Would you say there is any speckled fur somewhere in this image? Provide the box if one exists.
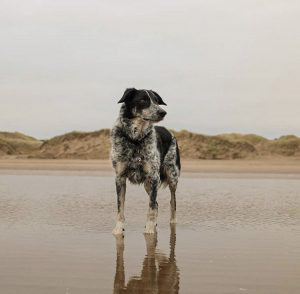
[111,90,180,234]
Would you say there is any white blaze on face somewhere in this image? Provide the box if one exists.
[145,90,152,101]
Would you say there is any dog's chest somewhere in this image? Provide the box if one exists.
[123,145,156,184]
[112,125,159,184]
[125,146,146,178]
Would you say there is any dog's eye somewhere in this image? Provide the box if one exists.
[139,98,147,104]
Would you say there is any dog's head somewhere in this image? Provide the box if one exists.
[118,88,167,123]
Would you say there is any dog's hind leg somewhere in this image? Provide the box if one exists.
[166,165,178,223]
[164,137,180,224]
[169,180,177,224]
[144,178,158,234]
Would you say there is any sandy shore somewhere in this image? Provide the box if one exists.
[0,158,300,174]
[1,170,300,293]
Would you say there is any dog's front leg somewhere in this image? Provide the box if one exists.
[112,175,126,235]
[144,177,159,234]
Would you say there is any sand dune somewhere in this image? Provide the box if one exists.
[1,129,300,160]
[0,132,42,157]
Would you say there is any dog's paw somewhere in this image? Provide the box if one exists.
[144,221,156,234]
[112,221,124,235]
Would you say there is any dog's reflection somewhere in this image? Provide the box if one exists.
[113,225,179,293]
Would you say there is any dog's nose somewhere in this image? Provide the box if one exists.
[159,110,167,118]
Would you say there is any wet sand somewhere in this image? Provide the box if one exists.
[0,162,300,293]
[1,158,300,174]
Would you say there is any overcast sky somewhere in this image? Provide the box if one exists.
[1,0,299,139]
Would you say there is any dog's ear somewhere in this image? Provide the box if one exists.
[151,90,167,106]
[118,88,137,104]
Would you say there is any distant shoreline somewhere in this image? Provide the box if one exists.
[1,158,300,176]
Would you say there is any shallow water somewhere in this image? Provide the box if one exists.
[0,172,300,293]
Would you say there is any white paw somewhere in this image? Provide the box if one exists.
[144,221,156,234]
[112,221,124,235]
[170,217,177,224]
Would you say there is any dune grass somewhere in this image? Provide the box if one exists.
[0,132,42,156]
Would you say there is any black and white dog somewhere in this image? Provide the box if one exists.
[111,88,181,234]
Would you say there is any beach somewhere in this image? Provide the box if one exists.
[1,158,300,174]
[2,0,300,292]
[0,159,300,293]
